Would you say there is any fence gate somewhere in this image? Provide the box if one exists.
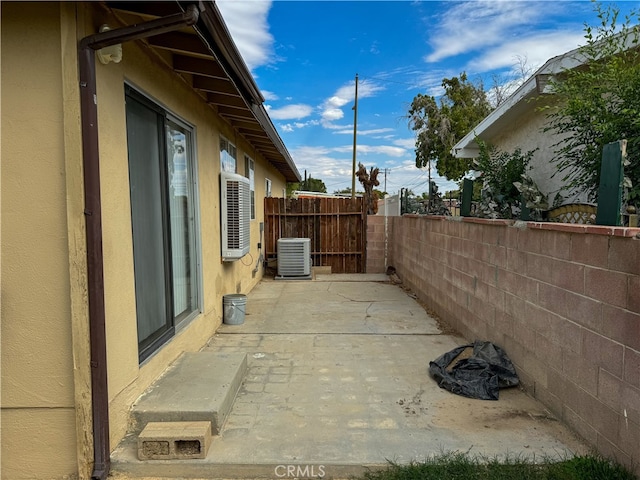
[264,197,366,274]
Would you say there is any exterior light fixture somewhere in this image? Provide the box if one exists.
[96,25,122,64]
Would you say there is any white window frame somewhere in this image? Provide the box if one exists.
[220,136,237,173]
[245,155,256,220]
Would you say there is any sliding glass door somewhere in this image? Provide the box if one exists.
[125,87,200,362]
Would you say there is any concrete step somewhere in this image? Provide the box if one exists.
[130,352,247,435]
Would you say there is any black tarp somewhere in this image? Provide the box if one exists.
[428,341,519,400]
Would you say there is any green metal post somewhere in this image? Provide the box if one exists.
[520,195,531,221]
[595,140,626,226]
[461,178,473,217]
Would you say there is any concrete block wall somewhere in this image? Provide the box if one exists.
[388,215,640,472]
[366,215,389,273]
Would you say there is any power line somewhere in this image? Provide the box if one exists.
[357,72,432,89]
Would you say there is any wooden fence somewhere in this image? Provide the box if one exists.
[264,197,366,274]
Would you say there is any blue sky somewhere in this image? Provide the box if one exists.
[217,1,638,196]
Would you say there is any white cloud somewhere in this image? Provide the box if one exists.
[333,128,395,136]
[216,1,274,71]
[289,144,457,195]
[291,145,331,158]
[381,160,459,196]
[289,143,411,193]
[279,120,320,132]
[320,79,385,127]
[375,66,451,96]
[423,0,568,64]
[359,145,406,157]
[261,90,279,101]
[358,80,386,99]
[393,138,416,149]
[407,73,449,95]
[466,31,585,73]
[266,103,313,120]
[289,146,352,182]
[333,144,407,157]
[322,107,346,122]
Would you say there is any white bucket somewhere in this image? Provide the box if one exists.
[223,294,247,325]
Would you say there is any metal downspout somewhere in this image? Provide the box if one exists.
[77,5,199,479]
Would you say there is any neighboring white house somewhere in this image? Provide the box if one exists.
[452,37,635,207]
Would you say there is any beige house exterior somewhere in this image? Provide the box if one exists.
[452,45,594,205]
[1,2,299,479]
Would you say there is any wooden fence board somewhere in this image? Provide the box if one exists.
[264,197,366,274]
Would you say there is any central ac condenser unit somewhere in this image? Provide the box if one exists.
[276,238,312,280]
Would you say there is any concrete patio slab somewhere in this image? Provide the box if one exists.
[225,276,440,335]
[110,276,589,479]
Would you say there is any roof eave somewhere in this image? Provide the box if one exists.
[252,104,301,182]
[195,1,301,182]
[451,44,591,158]
[193,1,264,104]
[105,1,299,182]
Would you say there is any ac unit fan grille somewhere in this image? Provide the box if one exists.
[226,181,241,248]
[277,238,311,277]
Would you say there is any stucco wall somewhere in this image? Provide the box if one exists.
[489,99,587,205]
[83,5,289,451]
[1,3,79,478]
[2,3,290,478]
[388,215,640,473]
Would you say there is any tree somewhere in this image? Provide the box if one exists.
[408,72,493,181]
[334,187,356,195]
[356,163,380,214]
[489,54,536,107]
[373,189,387,199]
[304,177,327,193]
[542,3,640,206]
[474,140,536,219]
[288,175,327,195]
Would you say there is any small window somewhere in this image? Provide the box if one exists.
[245,155,256,220]
[220,136,236,173]
[265,178,272,198]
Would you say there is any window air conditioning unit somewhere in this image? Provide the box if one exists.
[276,238,312,280]
[221,171,250,261]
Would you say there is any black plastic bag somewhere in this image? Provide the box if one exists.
[428,341,519,400]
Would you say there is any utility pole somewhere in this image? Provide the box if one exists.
[384,168,388,194]
[351,73,358,199]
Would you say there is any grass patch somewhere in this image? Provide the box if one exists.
[359,452,637,480]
